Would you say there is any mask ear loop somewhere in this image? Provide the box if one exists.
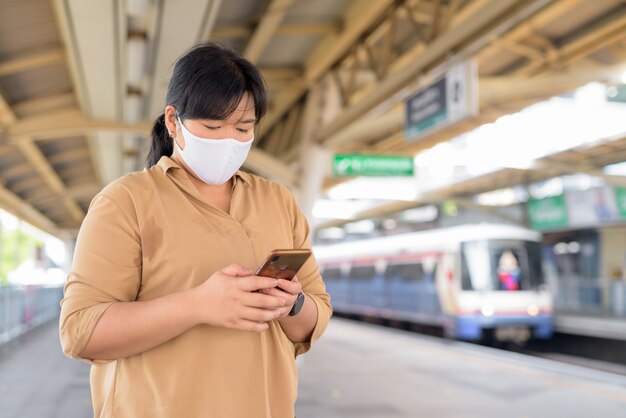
[173,114,186,151]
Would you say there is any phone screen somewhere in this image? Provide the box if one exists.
[256,249,312,280]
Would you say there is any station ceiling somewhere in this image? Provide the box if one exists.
[0,0,625,238]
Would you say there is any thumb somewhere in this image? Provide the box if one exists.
[221,263,253,277]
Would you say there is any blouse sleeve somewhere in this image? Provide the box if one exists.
[281,186,333,356]
[59,190,142,363]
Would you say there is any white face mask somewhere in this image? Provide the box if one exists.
[175,117,253,185]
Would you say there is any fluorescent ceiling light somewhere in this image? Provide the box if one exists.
[328,177,418,201]
[397,205,438,223]
[604,162,626,176]
[312,199,389,221]
[344,220,376,234]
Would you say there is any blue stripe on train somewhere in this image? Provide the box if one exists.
[454,314,553,340]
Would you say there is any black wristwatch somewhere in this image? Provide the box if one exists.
[288,292,305,316]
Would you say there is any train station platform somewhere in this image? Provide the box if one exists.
[554,313,626,341]
[0,320,91,418]
[296,318,626,418]
[3,317,626,418]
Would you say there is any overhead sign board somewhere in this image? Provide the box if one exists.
[332,154,414,177]
[405,61,478,142]
[527,195,569,230]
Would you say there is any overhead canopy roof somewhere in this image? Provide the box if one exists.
[0,0,625,237]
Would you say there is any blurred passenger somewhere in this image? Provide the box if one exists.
[59,42,331,418]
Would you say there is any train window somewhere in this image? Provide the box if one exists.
[524,241,545,288]
[492,248,525,291]
[461,252,473,290]
[461,241,491,291]
[461,240,545,291]
[384,262,424,282]
[349,265,377,281]
[427,261,438,281]
[322,267,342,281]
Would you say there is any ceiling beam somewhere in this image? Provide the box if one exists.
[0,183,60,237]
[259,66,302,82]
[11,93,76,118]
[316,0,536,141]
[26,181,100,204]
[259,0,396,137]
[14,140,85,223]
[51,0,105,186]
[327,2,626,161]
[475,0,585,66]
[47,147,92,165]
[245,148,297,186]
[533,158,626,189]
[517,6,626,77]
[6,108,151,142]
[213,22,338,39]
[0,162,34,180]
[0,93,15,126]
[383,6,626,158]
[244,0,294,63]
[0,48,66,77]
[0,95,85,228]
[323,60,626,150]
[480,63,626,103]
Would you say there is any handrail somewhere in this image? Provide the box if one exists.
[0,285,63,345]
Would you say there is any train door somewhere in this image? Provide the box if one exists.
[435,251,460,316]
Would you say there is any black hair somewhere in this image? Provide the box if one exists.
[146,42,267,167]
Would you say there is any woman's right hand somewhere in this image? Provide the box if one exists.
[190,264,288,332]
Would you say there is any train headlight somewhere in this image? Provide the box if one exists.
[527,305,540,317]
[481,305,495,317]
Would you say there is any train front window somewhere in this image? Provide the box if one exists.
[461,240,544,291]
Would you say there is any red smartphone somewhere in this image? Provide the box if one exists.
[255,249,312,280]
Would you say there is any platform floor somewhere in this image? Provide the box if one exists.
[3,318,626,418]
[295,318,626,418]
[0,320,92,418]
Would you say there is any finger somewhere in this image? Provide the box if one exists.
[221,264,253,277]
[275,306,292,319]
[276,279,302,294]
[240,306,282,323]
[260,287,292,299]
[242,292,287,309]
[233,319,269,333]
[237,276,278,291]
[261,288,297,308]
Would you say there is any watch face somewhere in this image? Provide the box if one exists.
[290,292,305,316]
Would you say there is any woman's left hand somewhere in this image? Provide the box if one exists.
[260,276,302,319]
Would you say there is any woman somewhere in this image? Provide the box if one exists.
[59,43,332,418]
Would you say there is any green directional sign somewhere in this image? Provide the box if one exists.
[332,154,414,177]
[527,195,569,230]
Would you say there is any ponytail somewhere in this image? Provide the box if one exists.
[146,113,173,168]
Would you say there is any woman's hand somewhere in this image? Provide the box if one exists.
[191,264,288,332]
[260,276,303,320]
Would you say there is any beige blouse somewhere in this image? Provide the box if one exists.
[59,156,332,418]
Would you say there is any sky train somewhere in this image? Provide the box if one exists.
[314,223,553,342]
